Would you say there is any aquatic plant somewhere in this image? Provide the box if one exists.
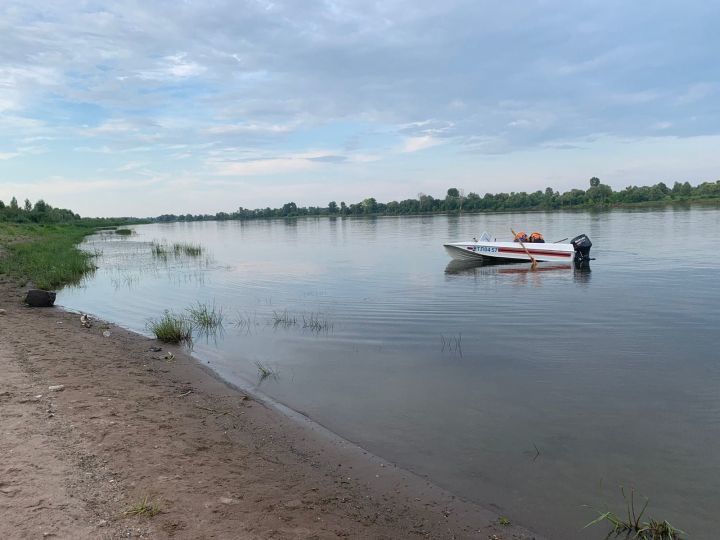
[584,488,685,540]
[115,228,133,235]
[302,312,333,333]
[123,495,161,518]
[271,310,297,328]
[186,301,224,332]
[172,242,203,257]
[440,333,463,356]
[147,311,192,344]
[254,360,279,381]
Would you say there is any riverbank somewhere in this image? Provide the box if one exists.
[0,280,541,539]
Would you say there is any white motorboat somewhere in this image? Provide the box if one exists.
[444,232,592,265]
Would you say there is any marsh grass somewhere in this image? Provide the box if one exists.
[148,310,192,344]
[0,223,97,289]
[172,242,203,257]
[234,311,260,334]
[186,301,224,332]
[585,488,685,540]
[302,312,333,333]
[115,228,133,235]
[271,310,297,328]
[150,240,204,259]
[254,360,279,382]
[123,495,161,518]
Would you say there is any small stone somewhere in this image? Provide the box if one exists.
[102,330,111,337]
[219,497,237,505]
[284,499,302,509]
[98,520,108,527]
[48,385,65,392]
[0,309,6,315]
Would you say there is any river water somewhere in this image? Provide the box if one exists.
[59,206,720,539]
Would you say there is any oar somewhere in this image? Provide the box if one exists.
[511,228,538,269]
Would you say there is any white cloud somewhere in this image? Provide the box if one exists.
[402,136,441,153]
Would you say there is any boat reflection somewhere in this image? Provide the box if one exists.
[445,259,591,284]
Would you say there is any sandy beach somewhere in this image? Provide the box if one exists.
[0,280,541,540]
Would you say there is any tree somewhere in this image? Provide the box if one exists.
[0,200,4,209]
[446,187,460,198]
[328,201,338,214]
[362,197,377,214]
[10,197,18,210]
[281,202,297,216]
[589,177,601,188]
[24,198,32,212]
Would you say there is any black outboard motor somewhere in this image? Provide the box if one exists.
[571,234,593,265]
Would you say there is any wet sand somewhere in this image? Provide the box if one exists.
[0,281,541,539]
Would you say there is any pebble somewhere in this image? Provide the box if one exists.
[219,497,238,505]
[0,309,6,315]
[48,385,65,392]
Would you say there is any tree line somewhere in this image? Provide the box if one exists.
[0,196,144,226]
[156,178,720,222]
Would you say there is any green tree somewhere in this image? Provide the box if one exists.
[10,197,18,210]
[328,201,338,214]
[589,177,600,188]
[24,198,32,212]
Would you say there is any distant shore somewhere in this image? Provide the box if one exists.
[0,280,542,539]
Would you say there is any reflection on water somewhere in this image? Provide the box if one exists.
[59,208,720,540]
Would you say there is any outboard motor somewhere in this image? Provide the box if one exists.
[571,234,593,265]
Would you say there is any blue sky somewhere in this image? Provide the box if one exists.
[1,0,719,216]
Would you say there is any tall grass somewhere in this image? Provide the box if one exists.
[147,311,192,344]
[186,301,224,332]
[115,228,133,236]
[150,241,204,258]
[0,223,97,289]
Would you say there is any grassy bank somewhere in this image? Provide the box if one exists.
[0,223,98,289]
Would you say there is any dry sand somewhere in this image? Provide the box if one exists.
[0,281,541,540]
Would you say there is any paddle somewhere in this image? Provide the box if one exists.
[511,228,538,269]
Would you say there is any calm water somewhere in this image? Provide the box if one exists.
[59,207,720,539]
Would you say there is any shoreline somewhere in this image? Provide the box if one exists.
[1,281,542,539]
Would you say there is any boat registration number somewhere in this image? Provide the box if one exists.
[469,246,498,253]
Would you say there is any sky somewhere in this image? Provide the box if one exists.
[1,0,719,217]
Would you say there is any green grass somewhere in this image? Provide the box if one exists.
[0,223,97,289]
[122,495,161,518]
[115,228,133,235]
[186,301,224,332]
[585,488,685,540]
[147,310,192,344]
[172,242,203,257]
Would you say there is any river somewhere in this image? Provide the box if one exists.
[59,206,720,539]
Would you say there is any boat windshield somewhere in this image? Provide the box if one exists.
[478,231,493,242]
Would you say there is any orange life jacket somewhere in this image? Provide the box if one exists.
[530,232,544,242]
[514,231,528,242]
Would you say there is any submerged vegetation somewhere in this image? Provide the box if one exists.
[254,360,279,382]
[585,488,685,540]
[150,241,204,259]
[155,178,720,222]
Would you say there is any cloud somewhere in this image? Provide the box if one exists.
[402,136,441,153]
[1,0,719,214]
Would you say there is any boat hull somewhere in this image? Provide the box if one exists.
[443,241,575,263]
